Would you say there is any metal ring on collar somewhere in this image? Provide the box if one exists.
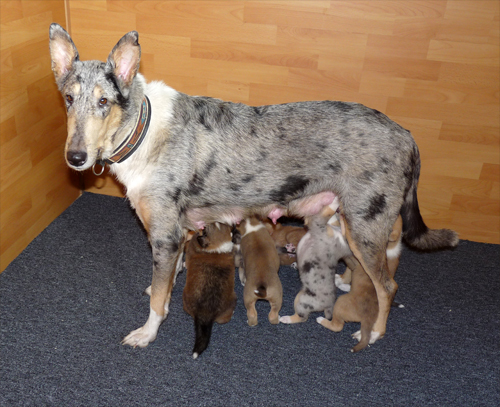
[92,160,106,176]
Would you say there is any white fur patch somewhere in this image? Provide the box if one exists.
[205,241,234,254]
[386,239,402,259]
[369,331,381,344]
[279,315,292,324]
[316,316,325,324]
[122,306,165,348]
[241,221,265,237]
[335,274,351,292]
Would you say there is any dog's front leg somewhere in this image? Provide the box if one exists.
[122,223,185,348]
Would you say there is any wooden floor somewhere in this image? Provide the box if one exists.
[1,1,498,272]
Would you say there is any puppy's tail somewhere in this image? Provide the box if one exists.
[254,285,267,298]
[192,317,213,359]
[401,147,459,251]
[351,324,371,353]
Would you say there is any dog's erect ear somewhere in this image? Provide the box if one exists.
[106,31,141,96]
[49,23,79,85]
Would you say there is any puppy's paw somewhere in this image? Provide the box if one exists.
[352,330,361,342]
[279,315,293,324]
[316,316,325,324]
[143,285,152,296]
[335,274,351,292]
[122,326,157,348]
[369,331,381,344]
[291,262,298,269]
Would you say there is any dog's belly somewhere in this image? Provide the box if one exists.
[184,191,336,229]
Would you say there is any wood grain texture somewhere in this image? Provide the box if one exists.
[2,0,495,261]
[68,0,499,244]
[0,1,81,271]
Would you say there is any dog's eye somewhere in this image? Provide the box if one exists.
[99,97,108,106]
[66,95,73,104]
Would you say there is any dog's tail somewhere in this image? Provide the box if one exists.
[192,317,213,359]
[254,284,267,298]
[351,324,371,353]
[401,147,459,251]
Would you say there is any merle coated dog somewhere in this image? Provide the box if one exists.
[49,23,458,349]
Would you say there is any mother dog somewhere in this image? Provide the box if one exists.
[49,24,458,348]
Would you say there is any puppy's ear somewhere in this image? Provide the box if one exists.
[49,23,79,86]
[106,30,141,97]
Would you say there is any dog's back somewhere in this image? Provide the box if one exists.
[183,223,236,358]
[238,217,282,325]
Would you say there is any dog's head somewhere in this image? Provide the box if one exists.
[49,23,141,171]
[196,223,234,253]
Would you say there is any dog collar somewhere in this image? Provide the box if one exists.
[93,95,151,175]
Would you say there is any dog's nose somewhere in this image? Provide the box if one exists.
[67,151,87,167]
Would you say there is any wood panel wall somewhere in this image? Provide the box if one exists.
[71,0,499,244]
[0,1,81,271]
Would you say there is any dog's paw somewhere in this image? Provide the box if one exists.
[369,331,381,344]
[279,315,293,324]
[143,285,152,296]
[316,316,325,324]
[291,262,298,269]
[335,274,351,292]
[351,330,361,342]
[122,326,157,348]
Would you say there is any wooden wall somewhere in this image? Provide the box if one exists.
[1,1,498,273]
[72,0,500,244]
[0,1,81,271]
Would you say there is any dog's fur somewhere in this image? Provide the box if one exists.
[236,217,282,326]
[318,215,404,352]
[280,202,351,324]
[183,223,236,358]
[49,24,459,348]
[264,220,307,266]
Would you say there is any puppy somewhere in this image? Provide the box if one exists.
[280,200,351,324]
[318,215,403,352]
[236,217,282,326]
[183,223,236,358]
[264,220,307,266]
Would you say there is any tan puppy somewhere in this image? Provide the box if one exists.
[264,220,307,266]
[318,215,403,352]
[237,217,282,326]
[183,223,237,359]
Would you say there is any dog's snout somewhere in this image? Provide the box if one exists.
[67,151,88,167]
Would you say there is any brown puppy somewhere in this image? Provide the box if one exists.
[237,217,282,326]
[263,220,307,266]
[318,215,403,352]
[183,223,236,359]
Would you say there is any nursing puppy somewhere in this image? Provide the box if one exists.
[49,24,459,348]
[318,215,404,352]
[280,201,351,324]
[183,223,236,358]
[237,217,282,326]
[264,220,307,266]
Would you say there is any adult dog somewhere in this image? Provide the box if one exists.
[49,24,458,348]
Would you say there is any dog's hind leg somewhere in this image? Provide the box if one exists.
[340,214,397,342]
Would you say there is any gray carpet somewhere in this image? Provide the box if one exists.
[1,192,499,406]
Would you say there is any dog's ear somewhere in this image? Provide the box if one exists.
[106,31,141,97]
[49,23,79,86]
